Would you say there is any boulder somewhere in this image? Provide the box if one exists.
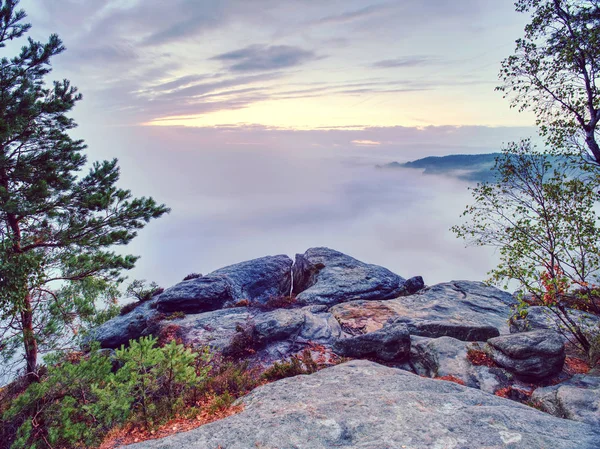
[403,275,425,294]
[157,255,293,313]
[486,330,565,380]
[157,307,252,353]
[410,336,510,393]
[88,299,160,349]
[254,308,305,343]
[331,281,516,341]
[510,305,600,337]
[292,247,406,306]
[531,373,600,426]
[332,319,410,361]
[126,360,600,449]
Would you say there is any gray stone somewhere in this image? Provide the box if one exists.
[410,336,510,393]
[531,373,600,426]
[254,308,305,343]
[126,360,600,449]
[486,330,565,380]
[510,305,600,338]
[297,306,343,344]
[87,299,160,349]
[163,307,252,353]
[331,281,516,341]
[402,275,425,295]
[157,255,293,312]
[292,247,406,306]
[332,319,410,361]
[211,254,293,304]
[156,276,234,313]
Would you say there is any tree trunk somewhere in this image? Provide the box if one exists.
[21,292,38,382]
[585,130,600,165]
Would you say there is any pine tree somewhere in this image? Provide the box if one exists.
[0,0,169,381]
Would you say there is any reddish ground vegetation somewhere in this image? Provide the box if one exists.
[494,385,534,402]
[233,299,250,307]
[564,356,591,375]
[494,387,512,398]
[254,295,297,310]
[157,324,183,346]
[434,375,466,386]
[467,349,497,367]
[99,397,243,448]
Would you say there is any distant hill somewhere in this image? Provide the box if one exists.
[377,153,502,183]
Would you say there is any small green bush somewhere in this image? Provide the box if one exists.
[3,337,211,449]
[262,349,318,381]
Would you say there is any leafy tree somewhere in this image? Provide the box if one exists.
[452,141,600,354]
[0,0,169,381]
[498,0,600,164]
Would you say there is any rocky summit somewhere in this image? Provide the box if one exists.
[87,247,600,448]
[128,361,600,449]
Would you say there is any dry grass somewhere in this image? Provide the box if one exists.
[434,375,466,386]
[99,397,243,448]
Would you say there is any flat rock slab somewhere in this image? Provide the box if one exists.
[486,330,565,380]
[531,373,600,426]
[331,281,516,341]
[292,247,407,306]
[127,360,600,449]
[157,255,293,313]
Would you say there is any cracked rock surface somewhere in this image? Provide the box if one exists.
[126,360,600,449]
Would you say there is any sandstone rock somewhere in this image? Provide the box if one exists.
[332,319,410,361]
[157,255,293,313]
[410,336,510,393]
[127,360,600,449]
[331,281,516,341]
[292,247,406,306]
[531,373,600,426]
[486,330,565,380]
[510,305,600,337]
[158,307,252,353]
[88,299,160,349]
[254,308,305,343]
[402,275,425,295]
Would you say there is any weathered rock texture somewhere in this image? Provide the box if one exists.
[331,281,516,341]
[510,305,600,337]
[486,330,565,380]
[157,255,293,312]
[410,336,511,393]
[87,299,160,349]
[332,319,410,361]
[292,247,407,306]
[127,360,600,449]
[531,373,600,426]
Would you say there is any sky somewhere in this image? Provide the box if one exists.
[15,0,541,291]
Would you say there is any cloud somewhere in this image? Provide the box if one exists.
[352,140,381,146]
[373,56,439,68]
[69,44,139,64]
[211,45,319,72]
[314,3,392,25]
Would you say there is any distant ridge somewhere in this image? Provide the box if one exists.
[377,153,502,183]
